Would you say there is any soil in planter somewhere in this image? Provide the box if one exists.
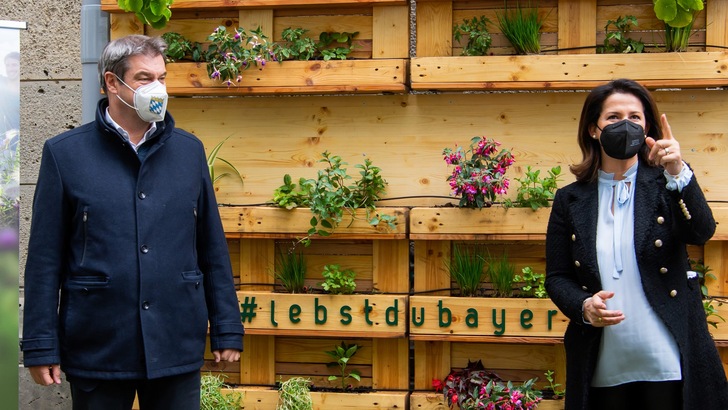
[275,382,373,394]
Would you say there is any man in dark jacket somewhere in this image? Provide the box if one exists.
[21,35,244,409]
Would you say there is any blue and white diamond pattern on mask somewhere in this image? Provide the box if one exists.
[149,96,164,115]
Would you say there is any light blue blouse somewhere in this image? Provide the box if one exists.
[591,161,691,387]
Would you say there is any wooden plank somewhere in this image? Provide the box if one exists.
[707,1,728,52]
[557,0,596,54]
[413,340,451,390]
[241,334,275,384]
[240,238,275,289]
[373,240,410,293]
[109,13,144,40]
[410,393,566,410]
[411,52,728,88]
[163,60,408,95]
[410,207,551,237]
[101,0,408,12]
[413,240,451,294]
[416,1,452,57]
[220,388,409,409]
[372,5,410,58]
[273,15,374,40]
[237,291,408,337]
[240,9,274,38]
[713,206,728,240]
[373,338,409,389]
[219,207,407,238]
[409,296,567,338]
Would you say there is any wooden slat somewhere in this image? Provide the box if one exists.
[219,207,407,238]
[414,340,451,390]
[240,9,274,38]
[410,393,566,410]
[713,205,728,240]
[373,338,410,389]
[410,296,567,338]
[164,60,407,95]
[241,335,275,384]
[373,240,410,293]
[416,1,452,57]
[410,207,550,237]
[557,0,596,54]
[372,5,410,58]
[240,238,275,289]
[101,0,408,12]
[109,13,143,40]
[237,291,407,337]
[411,52,728,90]
[413,241,451,294]
[707,0,728,52]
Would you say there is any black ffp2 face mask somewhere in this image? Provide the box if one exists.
[598,119,645,160]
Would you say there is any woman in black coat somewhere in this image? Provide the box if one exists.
[545,79,728,410]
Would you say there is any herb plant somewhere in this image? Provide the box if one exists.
[320,264,357,295]
[206,26,281,87]
[272,151,396,246]
[445,243,487,297]
[496,1,544,55]
[117,0,173,29]
[513,266,547,298]
[433,360,542,410]
[544,370,565,400]
[200,373,243,410]
[453,16,493,56]
[280,28,318,61]
[486,253,515,298]
[325,341,362,390]
[653,0,704,52]
[317,31,359,60]
[599,15,645,54]
[207,135,244,188]
[162,32,204,62]
[504,165,561,210]
[443,137,515,209]
[274,247,307,293]
[277,377,313,410]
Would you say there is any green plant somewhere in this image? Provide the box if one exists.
[653,0,704,52]
[206,26,282,86]
[117,0,173,29]
[544,369,565,399]
[453,16,493,56]
[433,360,542,410]
[162,32,204,62]
[277,377,313,410]
[271,151,396,246]
[280,28,318,61]
[200,373,243,410]
[496,1,544,55]
[445,243,487,297]
[443,137,516,209]
[325,341,362,390]
[207,135,244,188]
[598,15,645,54]
[513,266,547,298]
[274,247,307,293]
[503,165,561,210]
[486,252,515,297]
[317,31,359,61]
[320,264,357,295]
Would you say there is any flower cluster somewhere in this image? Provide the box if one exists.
[205,26,282,87]
[433,360,542,410]
[443,136,515,209]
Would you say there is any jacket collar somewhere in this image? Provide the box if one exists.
[95,98,175,145]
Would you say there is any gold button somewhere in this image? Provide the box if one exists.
[654,239,663,247]
[660,267,668,274]
[581,286,588,291]
[571,234,576,241]
[670,290,677,297]
[657,216,664,224]
[574,260,581,267]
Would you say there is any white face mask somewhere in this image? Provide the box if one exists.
[115,75,168,123]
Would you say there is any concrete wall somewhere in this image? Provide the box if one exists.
[5,0,83,407]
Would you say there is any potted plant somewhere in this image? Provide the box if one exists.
[273,246,307,294]
[445,243,488,297]
[277,377,313,410]
[495,1,544,55]
[200,373,243,410]
[453,16,493,56]
[653,0,705,52]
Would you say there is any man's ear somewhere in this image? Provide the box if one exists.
[104,72,120,95]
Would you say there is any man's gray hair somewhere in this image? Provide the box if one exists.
[98,35,167,94]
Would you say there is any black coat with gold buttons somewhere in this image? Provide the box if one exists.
[545,160,728,410]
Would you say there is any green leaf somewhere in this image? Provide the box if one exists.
[653,0,677,22]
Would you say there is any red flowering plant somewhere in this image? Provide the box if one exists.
[443,137,515,209]
[433,360,543,410]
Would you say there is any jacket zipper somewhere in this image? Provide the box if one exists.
[192,207,197,256]
[81,210,88,265]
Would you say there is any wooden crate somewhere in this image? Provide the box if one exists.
[413,0,728,90]
[102,0,410,94]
